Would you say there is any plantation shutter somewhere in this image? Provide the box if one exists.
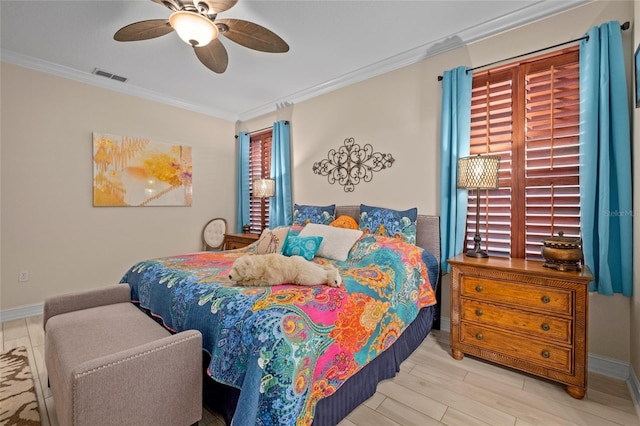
[249,131,272,233]
[467,48,580,260]
[468,69,515,257]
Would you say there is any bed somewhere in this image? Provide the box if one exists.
[120,205,441,426]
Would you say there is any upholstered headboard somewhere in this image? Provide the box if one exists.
[334,205,441,263]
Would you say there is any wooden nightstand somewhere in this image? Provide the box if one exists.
[224,233,260,250]
[448,254,593,399]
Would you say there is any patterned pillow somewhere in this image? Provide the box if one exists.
[359,204,417,245]
[292,204,336,226]
[330,215,359,230]
[282,235,323,261]
[255,227,290,254]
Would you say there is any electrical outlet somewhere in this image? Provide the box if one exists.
[19,270,29,282]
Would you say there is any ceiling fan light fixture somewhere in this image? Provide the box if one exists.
[169,10,218,47]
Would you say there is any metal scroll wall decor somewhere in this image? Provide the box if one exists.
[312,137,395,192]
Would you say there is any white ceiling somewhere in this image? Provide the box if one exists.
[1,0,588,121]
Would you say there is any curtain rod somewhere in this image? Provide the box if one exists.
[234,121,289,139]
[437,21,630,81]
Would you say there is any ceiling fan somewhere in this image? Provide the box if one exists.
[114,0,289,74]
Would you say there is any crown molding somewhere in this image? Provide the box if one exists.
[2,0,590,123]
[1,49,237,121]
[237,0,590,121]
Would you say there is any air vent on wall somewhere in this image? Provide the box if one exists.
[92,68,127,83]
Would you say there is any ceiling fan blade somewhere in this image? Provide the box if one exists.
[194,39,229,73]
[114,19,173,42]
[216,19,289,53]
[204,0,238,14]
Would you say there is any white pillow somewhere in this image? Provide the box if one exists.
[299,223,363,261]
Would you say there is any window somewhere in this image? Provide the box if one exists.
[467,47,580,260]
[249,130,272,233]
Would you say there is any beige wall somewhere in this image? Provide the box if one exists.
[0,63,235,310]
[237,40,476,216]
[239,0,635,362]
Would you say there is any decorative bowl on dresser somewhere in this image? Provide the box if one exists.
[448,254,593,399]
[540,231,584,272]
[224,232,260,250]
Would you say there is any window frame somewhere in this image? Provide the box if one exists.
[248,129,272,233]
[467,46,581,260]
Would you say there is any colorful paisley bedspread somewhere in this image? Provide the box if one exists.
[121,233,437,426]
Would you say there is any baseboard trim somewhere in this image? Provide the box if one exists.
[440,316,451,333]
[588,353,632,380]
[0,303,43,323]
[629,366,640,420]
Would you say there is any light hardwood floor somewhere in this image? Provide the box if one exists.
[2,315,639,426]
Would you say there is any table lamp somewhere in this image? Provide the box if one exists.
[457,154,500,258]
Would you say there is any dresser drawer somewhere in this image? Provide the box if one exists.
[461,299,572,344]
[461,276,572,315]
[460,323,572,373]
[224,233,260,250]
[226,240,249,250]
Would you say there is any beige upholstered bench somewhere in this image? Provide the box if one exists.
[44,284,202,426]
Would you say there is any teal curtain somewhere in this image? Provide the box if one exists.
[579,21,633,296]
[236,132,250,233]
[269,121,292,227]
[439,66,473,272]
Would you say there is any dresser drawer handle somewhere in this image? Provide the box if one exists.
[541,295,551,304]
[541,323,550,331]
[475,285,483,292]
[541,350,550,359]
[475,309,483,316]
[476,333,483,340]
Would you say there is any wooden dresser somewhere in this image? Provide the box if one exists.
[448,254,593,399]
[224,233,260,250]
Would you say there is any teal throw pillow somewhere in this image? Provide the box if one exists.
[282,235,324,261]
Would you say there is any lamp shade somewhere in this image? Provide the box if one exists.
[169,11,218,47]
[457,154,500,189]
[253,179,275,198]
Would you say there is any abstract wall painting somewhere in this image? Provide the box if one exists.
[93,132,192,207]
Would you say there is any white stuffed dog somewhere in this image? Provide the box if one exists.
[228,253,342,287]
